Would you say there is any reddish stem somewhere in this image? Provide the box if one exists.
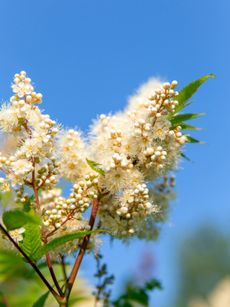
[44,209,77,240]
[31,158,63,299]
[46,252,64,296]
[65,199,99,300]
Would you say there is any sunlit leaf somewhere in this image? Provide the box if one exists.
[180,152,191,162]
[3,210,41,231]
[170,113,204,128]
[34,229,105,260]
[180,123,201,131]
[175,73,215,112]
[86,159,105,176]
[185,135,205,144]
[19,223,42,261]
[32,292,49,307]
[112,278,162,307]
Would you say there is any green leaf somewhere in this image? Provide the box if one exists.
[112,278,162,307]
[86,159,105,176]
[145,279,162,291]
[2,209,41,230]
[181,152,191,161]
[175,73,215,112]
[19,223,42,261]
[170,113,204,128]
[174,101,192,113]
[22,195,34,212]
[34,229,104,260]
[180,123,201,131]
[32,291,49,307]
[185,135,205,144]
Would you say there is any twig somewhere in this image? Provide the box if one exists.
[60,254,68,282]
[44,210,76,240]
[65,199,99,300]
[31,157,63,300]
[46,252,64,296]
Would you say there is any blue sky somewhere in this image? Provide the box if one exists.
[0,0,229,306]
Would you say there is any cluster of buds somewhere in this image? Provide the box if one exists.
[134,119,151,138]
[169,126,187,145]
[99,183,154,236]
[11,71,42,103]
[117,184,151,218]
[145,80,179,118]
[42,173,99,229]
[108,129,122,149]
[36,158,59,189]
[72,173,99,208]
[34,114,57,134]
[106,153,133,171]
[0,152,35,186]
[143,146,167,169]
[15,186,30,204]
[42,189,68,228]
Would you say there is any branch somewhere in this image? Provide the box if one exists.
[46,252,64,296]
[60,254,68,283]
[31,158,64,301]
[44,210,76,240]
[65,199,99,300]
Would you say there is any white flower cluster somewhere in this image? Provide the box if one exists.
[58,129,92,182]
[99,183,155,237]
[0,71,59,187]
[88,79,186,237]
[0,72,188,243]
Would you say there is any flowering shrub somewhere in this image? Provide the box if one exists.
[0,71,213,306]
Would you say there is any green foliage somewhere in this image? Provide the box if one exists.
[174,73,215,113]
[93,253,115,306]
[170,113,204,129]
[32,292,49,307]
[2,209,41,230]
[34,229,104,261]
[179,123,201,131]
[19,223,42,261]
[22,195,35,212]
[86,159,105,176]
[112,278,162,307]
[168,74,215,148]
[185,135,205,144]
[0,249,31,282]
[35,230,92,260]
[0,249,92,307]
[180,152,191,162]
